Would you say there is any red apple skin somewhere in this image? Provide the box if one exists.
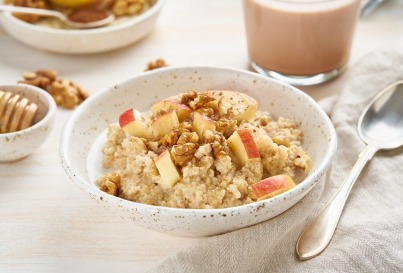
[227,129,260,165]
[118,108,153,139]
[119,108,135,128]
[193,112,216,138]
[237,129,260,159]
[250,174,295,200]
[151,100,192,122]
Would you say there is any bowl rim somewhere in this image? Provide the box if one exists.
[0,83,57,136]
[60,65,337,215]
[1,0,165,34]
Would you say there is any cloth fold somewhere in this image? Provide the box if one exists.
[149,44,403,273]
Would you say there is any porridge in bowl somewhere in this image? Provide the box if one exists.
[96,90,312,209]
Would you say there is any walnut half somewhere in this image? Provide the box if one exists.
[18,69,88,110]
[19,70,57,90]
[211,141,227,159]
[99,173,121,196]
[171,143,197,167]
[49,79,89,109]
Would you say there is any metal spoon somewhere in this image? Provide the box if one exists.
[296,80,403,260]
[0,5,115,29]
[360,0,385,18]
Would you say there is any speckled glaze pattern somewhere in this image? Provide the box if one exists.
[0,84,56,162]
[60,66,337,237]
[0,0,165,54]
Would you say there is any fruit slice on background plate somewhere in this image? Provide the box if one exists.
[48,0,98,8]
[151,100,192,122]
[119,108,153,139]
[151,111,180,138]
[207,90,258,122]
[193,112,216,138]
[154,150,181,188]
[227,129,260,165]
[250,174,296,201]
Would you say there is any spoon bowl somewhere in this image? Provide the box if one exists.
[296,80,403,260]
[359,80,403,149]
[0,5,115,29]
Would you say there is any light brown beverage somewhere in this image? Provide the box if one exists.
[243,0,360,76]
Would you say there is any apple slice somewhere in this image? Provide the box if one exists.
[154,150,181,187]
[151,110,180,138]
[151,100,192,122]
[227,129,260,165]
[250,174,296,200]
[119,108,153,139]
[193,112,216,138]
[48,0,98,8]
[207,90,258,122]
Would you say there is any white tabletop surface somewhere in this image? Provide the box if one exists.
[1,0,403,272]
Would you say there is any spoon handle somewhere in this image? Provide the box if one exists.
[0,5,65,21]
[296,145,378,260]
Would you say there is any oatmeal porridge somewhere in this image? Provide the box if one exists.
[96,90,312,209]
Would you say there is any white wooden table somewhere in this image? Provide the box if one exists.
[1,0,403,272]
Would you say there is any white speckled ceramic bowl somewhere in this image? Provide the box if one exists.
[60,66,337,237]
[0,84,56,162]
[0,0,165,54]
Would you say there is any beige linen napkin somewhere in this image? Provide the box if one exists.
[149,44,403,273]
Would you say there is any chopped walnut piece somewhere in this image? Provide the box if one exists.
[49,79,89,109]
[19,70,56,90]
[202,130,215,142]
[180,91,198,106]
[112,0,146,16]
[177,131,199,145]
[202,130,225,144]
[216,118,237,138]
[171,143,197,166]
[189,94,215,110]
[178,121,193,133]
[35,69,57,82]
[195,107,215,119]
[211,141,227,159]
[99,172,121,196]
[159,130,180,148]
[144,58,168,71]
[100,181,118,195]
[18,69,88,110]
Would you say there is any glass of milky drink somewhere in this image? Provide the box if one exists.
[243,0,361,86]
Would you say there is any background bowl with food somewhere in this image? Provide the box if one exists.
[0,0,165,54]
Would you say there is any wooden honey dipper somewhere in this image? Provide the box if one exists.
[0,90,38,133]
